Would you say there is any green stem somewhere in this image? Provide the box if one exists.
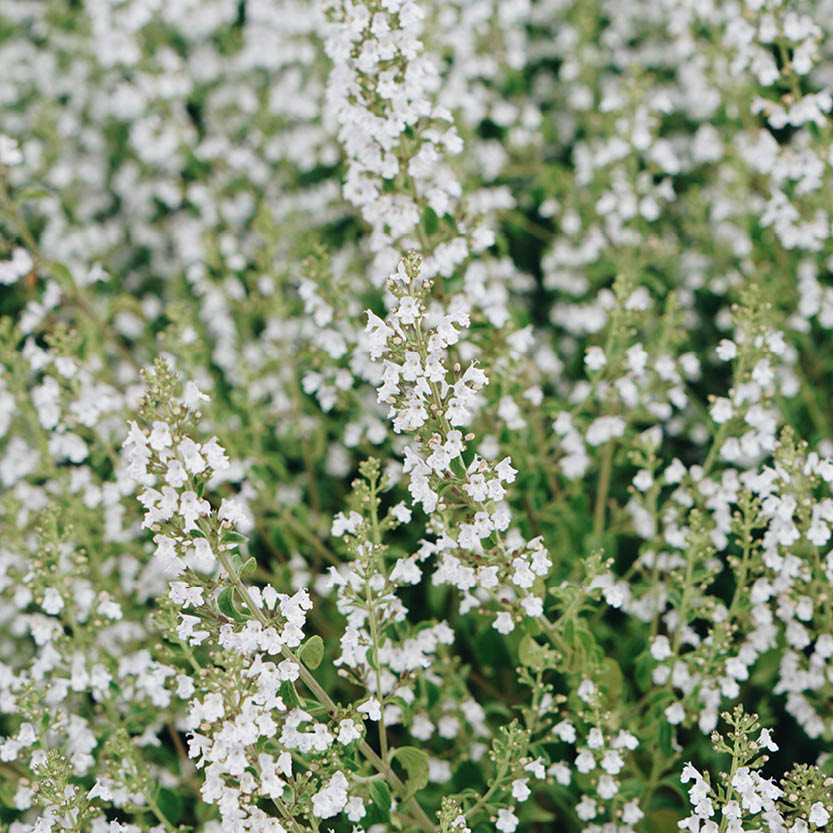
[593,441,614,536]
[365,478,390,764]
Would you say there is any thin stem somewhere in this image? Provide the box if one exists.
[365,591,389,764]
[365,477,389,763]
[593,440,614,536]
[273,797,307,833]
[277,510,341,567]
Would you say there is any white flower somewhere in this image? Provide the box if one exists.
[180,492,210,529]
[665,702,685,724]
[394,296,420,325]
[278,660,300,682]
[178,438,206,474]
[311,771,349,819]
[182,381,210,409]
[202,438,230,471]
[716,340,737,361]
[391,501,412,523]
[601,750,623,775]
[524,758,546,779]
[0,135,23,165]
[337,719,361,745]
[0,248,34,285]
[495,457,518,483]
[664,458,687,483]
[651,635,672,661]
[623,800,644,824]
[633,469,653,491]
[577,679,596,703]
[332,511,362,537]
[98,598,122,620]
[357,698,382,721]
[626,344,648,375]
[612,730,638,750]
[496,808,518,832]
[757,728,778,752]
[54,357,76,378]
[710,398,733,423]
[809,802,830,827]
[218,497,248,527]
[42,588,64,615]
[751,359,774,387]
[511,779,530,801]
[553,720,576,743]
[520,595,543,617]
[345,796,365,821]
[493,611,515,634]
[585,346,607,371]
[576,796,597,821]
[154,536,185,576]
[549,762,571,785]
[575,748,595,774]
[680,762,702,784]
[598,774,618,799]
[148,421,173,451]
[365,311,394,360]
[586,416,626,446]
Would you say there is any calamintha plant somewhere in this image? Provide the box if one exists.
[3,0,833,831]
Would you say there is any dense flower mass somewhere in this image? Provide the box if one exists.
[4,0,833,831]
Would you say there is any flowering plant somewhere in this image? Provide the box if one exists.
[3,0,833,831]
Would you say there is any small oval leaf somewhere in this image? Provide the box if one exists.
[391,746,430,797]
[300,635,324,669]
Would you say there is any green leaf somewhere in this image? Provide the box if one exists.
[391,746,430,797]
[16,186,52,203]
[0,778,19,808]
[645,808,684,833]
[523,616,542,637]
[562,618,575,647]
[156,787,183,824]
[280,680,301,708]
[369,780,392,823]
[188,528,205,538]
[239,556,257,579]
[659,719,672,756]
[657,775,691,805]
[575,621,596,655]
[423,680,440,709]
[597,657,623,701]
[474,627,511,670]
[634,652,653,693]
[519,634,558,671]
[217,586,247,621]
[519,801,555,823]
[388,694,412,725]
[422,206,439,236]
[649,690,675,709]
[300,635,324,669]
[221,530,249,546]
[453,760,483,791]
